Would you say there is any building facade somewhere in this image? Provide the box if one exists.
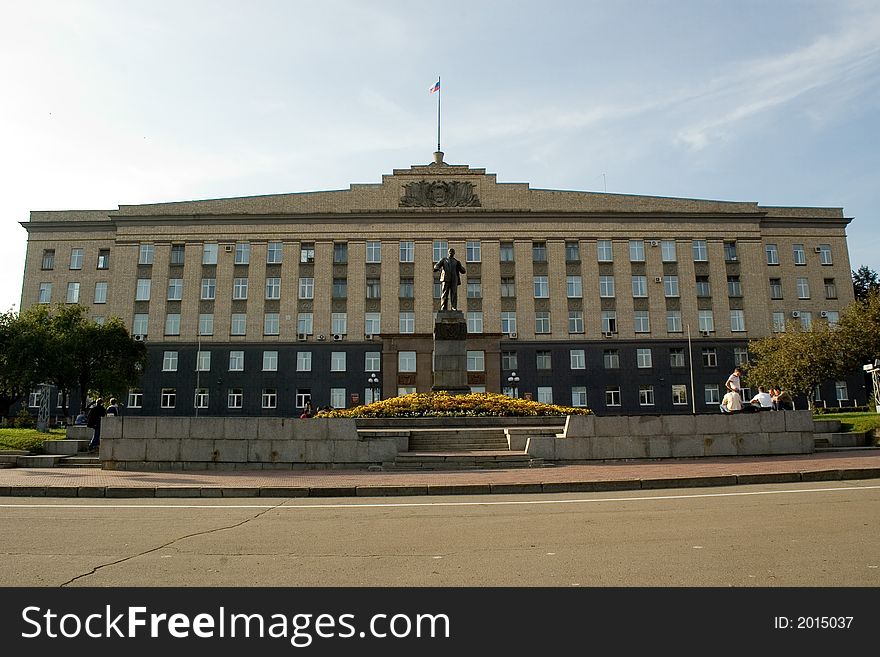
[19,154,859,416]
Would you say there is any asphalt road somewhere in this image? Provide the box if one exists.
[2,479,878,587]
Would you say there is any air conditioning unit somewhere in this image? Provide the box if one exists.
[316,334,326,341]
[297,333,308,341]
[133,334,146,342]
[364,333,374,341]
[508,332,518,339]
[791,311,800,318]
[654,276,663,283]
[224,245,234,253]
[820,311,828,318]
[332,333,344,341]
[814,246,822,253]
[649,240,659,247]
[602,331,614,338]
[701,330,711,337]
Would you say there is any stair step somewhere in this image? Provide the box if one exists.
[16,455,64,467]
[60,456,101,467]
[42,439,91,455]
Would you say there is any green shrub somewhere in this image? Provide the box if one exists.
[13,408,35,429]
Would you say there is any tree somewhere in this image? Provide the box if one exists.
[0,309,48,418]
[852,265,880,301]
[836,288,880,370]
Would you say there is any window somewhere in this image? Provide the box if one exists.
[198,313,214,336]
[532,241,547,262]
[501,312,517,335]
[793,244,806,266]
[599,275,615,298]
[603,349,619,369]
[633,311,650,333]
[765,244,779,265]
[366,241,381,263]
[261,388,276,409]
[664,276,679,297]
[170,244,185,265]
[502,351,518,370]
[698,310,714,333]
[295,390,312,409]
[534,276,549,298]
[160,388,176,409]
[769,278,782,299]
[228,388,243,409]
[41,249,55,270]
[201,278,215,300]
[433,240,448,263]
[331,242,347,264]
[139,244,154,265]
[399,312,415,333]
[38,282,51,303]
[297,313,313,335]
[500,242,514,262]
[629,239,645,262]
[538,387,554,404]
[69,248,83,270]
[667,311,682,333]
[196,351,211,372]
[93,247,108,268]
[265,277,281,300]
[164,314,180,336]
[233,277,249,300]
[818,244,832,265]
[299,243,314,263]
[639,385,655,406]
[597,240,613,262]
[797,277,810,299]
[132,314,149,335]
[636,348,652,368]
[202,243,218,265]
[467,311,483,333]
[772,312,786,332]
[467,350,485,372]
[398,351,417,372]
[570,349,585,370]
[799,312,813,330]
[167,278,183,301]
[601,311,617,333]
[605,386,621,407]
[264,313,280,335]
[263,350,278,371]
[536,350,552,370]
[66,282,80,303]
[297,351,312,372]
[692,240,708,262]
[231,313,247,335]
[695,276,711,297]
[704,385,720,405]
[267,241,283,264]
[330,388,346,409]
[162,351,178,372]
[672,384,688,405]
[331,352,347,372]
[669,348,685,368]
[399,241,414,263]
[229,351,244,371]
[331,312,347,335]
[734,347,749,365]
[235,242,251,265]
[661,240,677,262]
[128,389,143,409]
[467,279,481,298]
[298,277,313,300]
[333,278,348,299]
[364,313,380,335]
[724,241,737,261]
[632,275,647,298]
[94,282,107,304]
[392,278,412,299]
[565,241,580,262]
[366,278,381,299]
[825,310,839,327]
[501,277,516,297]
[835,381,848,401]
[466,241,481,262]
[568,311,584,334]
[571,387,588,407]
[433,281,441,299]
[824,278,837,299]
[701,348,717,367]
[365,351,381,372]
[566,275,582,298]
[727,276,742,297]
[730,310,746,332]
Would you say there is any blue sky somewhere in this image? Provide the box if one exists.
[1,0,878,313]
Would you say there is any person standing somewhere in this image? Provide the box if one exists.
[725,367,742,394]
[106,398,120,416]
[86,398,106,451]
[433,248,466,311]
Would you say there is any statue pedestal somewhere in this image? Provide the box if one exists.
[431,311,471,394]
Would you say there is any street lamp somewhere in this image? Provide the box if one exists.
[507,371,520,398]
[367,372,380,404]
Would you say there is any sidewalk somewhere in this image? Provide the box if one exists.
[1,450,879,498]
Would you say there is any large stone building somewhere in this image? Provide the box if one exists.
[19,153,859,416]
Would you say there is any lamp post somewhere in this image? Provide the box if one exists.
[507,371,520,398]
[367,372,380,404]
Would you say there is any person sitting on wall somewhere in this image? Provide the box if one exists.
[74,412,87,425]
[750,386,774,410]
[771,387,793,410]
[720,389,743,413]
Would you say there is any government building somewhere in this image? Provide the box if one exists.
[19,152,858,416]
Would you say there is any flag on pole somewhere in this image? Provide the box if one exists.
[429,79,440,94]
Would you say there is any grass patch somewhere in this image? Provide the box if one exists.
[814,411,880,444]
[0,427,66,452]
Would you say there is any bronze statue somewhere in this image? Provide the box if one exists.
[433,248,466,311]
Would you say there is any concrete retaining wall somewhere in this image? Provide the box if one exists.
[525,411,816,461]
[100,417,398,471]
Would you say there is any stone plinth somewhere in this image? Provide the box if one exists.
[431,310,470,394]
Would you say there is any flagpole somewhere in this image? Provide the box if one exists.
[436,76,441,153]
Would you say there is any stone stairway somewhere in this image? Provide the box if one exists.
[391,427,546,470]
[408,428,511,451]
[3,438,101,468]
[813,418,876,451]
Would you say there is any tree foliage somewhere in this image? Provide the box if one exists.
[836,288,880,368]
[0,309,48,417]
[852,265,880,301]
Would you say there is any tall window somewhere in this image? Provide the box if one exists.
[730,310,746,332]
[701,348,717,367]
[723,241,738,261]
[535,311,551,334]
[299,243,315,263]
[399,312,415,333]
[198,314,214,336]
[138,244,154,265]
[533,276,549,298]
[333,278,348,299]
[433,240,448,262]
[167,278,183,301]
[262,388,277,409]
[230,313,247,335]
[364,313,380,336]
[797,278,810,299]
[636,348,652,368]
[605,387,621,407]
[196,351,212,372]
[772,312,786,332]
[366,241,381,263]
[170,244,185,265]
[263,350,278,371]
[765,244,779,265]
[333,242,348,264]
[500,242,514,262]
[565,241,580,262]
[296,313,313,335]
[200,278,215,300]
[264,313,280,335]
[267,241,283,264]
[366,278,381,299]
[466,241,481,262]
[599,275,615,298]
[666,310,682,333]
[698,310,714,333]
[467,312,483,333]
[633,311,650,333]
[501,312,517,335]
[233,277,249,300]
[330,388,346,409]
[639,385,655,406]
[132,314,149,335]
[669,348,685,368]
[234,242,250,265]
[672,385,688,406]
[571,387,588,407]
[536,351,552,370]
[398,351,417,372]
[663,275,679,297]
[824,278,837,299]
[164,314,180,336]
[297,352,312,372]
[601,311,617,333]
[818,244,832,265]
[704,385,720,405]
[298,278,314,299]
[502,351,518,370]
[66,282,80,303]
[532,241,547,262]
[202,243,218,265]
[769,278,782,299]
[399,241,414,263]
[365,351,381,372]
[467,350,485,372]
[727,276,742,297]
[161,388,176,409]
[566,275,582,298]
[94,282,107,304]
[632,276,647,298]
[597,240,613,262]
[96,249,110,269]
[162,351,178,372]
[692,240,708,262]
[570,349,586,370]
[466,279,481,298]
[500,277,516,297]
[38,282,51,303]
[265,277,281,300]
[603,349,619,369]
[695,276,711,297]
[629,239,645,262]
[568,311,584,334]
[227,388,243,409]
[69,248,83,270]
[331,352,347,372]
[228,351,244,371]
[331,313,347,335]
[661,240,676,262]
[792,244,806,265]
